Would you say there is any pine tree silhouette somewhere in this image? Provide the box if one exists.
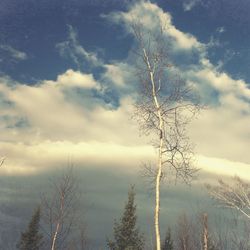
[107,186,144,250]
[17,206,43,250]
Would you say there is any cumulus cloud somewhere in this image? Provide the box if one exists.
[104,64,126,87]
[103,62,135,89]
[186,60,250,102]
[45,69,99,89]
[106,1,202,50]
[0,70,141,143]
[0,69,149,175]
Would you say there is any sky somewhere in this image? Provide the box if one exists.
[0,0,250,248]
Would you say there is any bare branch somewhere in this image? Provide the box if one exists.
[206,176,250,220]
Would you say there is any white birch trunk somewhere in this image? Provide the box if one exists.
[143,48,163,250]
[51,222,60,250]
[203,213,208,250]
[155,126,163,250]
[51,192,65,250]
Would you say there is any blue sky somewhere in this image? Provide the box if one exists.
[0,0,250,248]
[1,0,250,83]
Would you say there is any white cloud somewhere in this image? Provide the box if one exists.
[183,0,201,12]
[0,72,145,145]
[103,63,133,87]
[45,69,99,89]
[56,25,99,68]
[192,66,250,100]
[196,155,250,182]
[0,140,154,175]
[0,45,27,61]
[106,1,202,50]
[189,104,250,163]
[185,62,250,165]
[0,70,97,142]
[112,3,250,97]
[0,68,149,176]
[216,27,225,33]
[104,64,125,86]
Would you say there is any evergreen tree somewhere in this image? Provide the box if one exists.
[17,206,43,250]
[162,228,173,250]
[107,186,144,250]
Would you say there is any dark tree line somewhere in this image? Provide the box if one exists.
[16,174,250,250]
[16,184,250,250]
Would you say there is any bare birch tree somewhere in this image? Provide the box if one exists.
[41,167,82,250]
[131,24,200,250]
[175,212,217,250]
[176,213,196,250]
[206,176,250,220]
